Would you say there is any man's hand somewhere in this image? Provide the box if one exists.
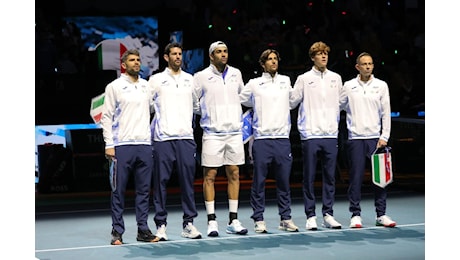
[377,139,387,149]
[105,147,115,160]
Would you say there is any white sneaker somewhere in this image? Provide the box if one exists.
[278,219,299,232]
[181,223,202,239]
[155,224,168,241]
[207,220,219,237]
[322,213,342,229]
[306,216,318,230]
[350,216,363,228]
[376,215,396,227]
[254,220,267,233]
[226,219,248,235]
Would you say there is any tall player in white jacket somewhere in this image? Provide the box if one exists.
[240,49,299,233]
[339,52,396,228]
[101,49,156,245]
[291,41,343,231]
[148,42,202,241]
[193,41,248,237]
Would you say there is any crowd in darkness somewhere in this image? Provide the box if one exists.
[36,0,424,124]
[205,0,424,116]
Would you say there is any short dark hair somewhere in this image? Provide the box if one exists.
[121,49,140,63]
[164,42,183,55]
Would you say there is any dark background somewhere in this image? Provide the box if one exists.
[35,0,424,125]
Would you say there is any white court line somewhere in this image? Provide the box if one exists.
[35,223,425,253]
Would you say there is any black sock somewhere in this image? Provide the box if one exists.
[207,214,216,222]
[229,212,237,224]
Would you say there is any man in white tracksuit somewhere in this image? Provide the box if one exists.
[101,49,156,245]
[291,41,343,231]
[148,42,202,241]
[240,49,299,233]
[339,52,397,229]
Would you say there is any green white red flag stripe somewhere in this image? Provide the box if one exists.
[372,150,393,188]
[96,39,127,73]
[90,93,105,124]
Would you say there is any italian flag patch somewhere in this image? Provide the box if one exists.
[371,147,393,188]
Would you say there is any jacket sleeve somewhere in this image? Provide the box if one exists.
[192,73,202,115]
[240,80,253,107]
[339,79,351,112]
[289,76,303,108]
[100,83,116,149]
[380,81,391,141]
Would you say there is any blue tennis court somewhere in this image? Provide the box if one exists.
[36,179,425,260]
